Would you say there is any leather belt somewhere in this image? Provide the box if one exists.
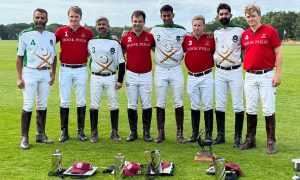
[216,64,241,70]
[61,63,87,68]
[247,68,273,74]
[188,69,212,77]
[92,72,116,76]
[24,66,50,70]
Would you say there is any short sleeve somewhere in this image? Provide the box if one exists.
[182,37,188,52]
[17,33,25,56]
[270,29,281,48]
[121,35,127,49]
[55,28,61,43]
[116,43,125,64]
[87,29,94,40]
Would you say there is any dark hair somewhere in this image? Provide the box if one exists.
[131,10,146,21]
[160,5,173,14]
[33,8,48,18]
[217,3,231,14]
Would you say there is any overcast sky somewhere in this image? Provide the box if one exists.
[1,0,299,31]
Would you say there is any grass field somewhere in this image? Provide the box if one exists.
[0,40,299,179]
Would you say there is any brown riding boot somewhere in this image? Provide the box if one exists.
[36,109,53,144]
[20,110,32,149]
[155,107,165,143]
[239,114,257,150]
[265,114,277,154]
[175,106,185,144]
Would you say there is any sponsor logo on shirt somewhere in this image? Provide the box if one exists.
[187,46,211,52]
[110,48,115,54]
[261,33,266,39]
[127,43,151,47]
[244,39,269,46]
[62,38,87,43]
[232,35,239,43]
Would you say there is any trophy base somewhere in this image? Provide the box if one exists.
[48,169,65,177]
[194,152,215,162]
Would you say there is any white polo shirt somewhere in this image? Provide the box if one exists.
[17,26,56,68]
[213,23,245,67]
[151,24,187,68]
[88,35,125,73]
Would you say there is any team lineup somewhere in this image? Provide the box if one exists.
[16,3,282,155]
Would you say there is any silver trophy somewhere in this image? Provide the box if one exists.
[114,153,125,180]
[48,149,63,176]
[214,157,226,180]
[292,159,300,180]
[145,150,161,175]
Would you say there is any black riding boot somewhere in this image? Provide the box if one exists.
[213,110,225,145]
[204,109,213,140]
[187,109,200,143]
[234,111,244,148]
[77,106,87,141]
[90,109,98,143]
[127,108,138,142]
[110,109,121,142]
[58,107,69,142]
[142,108,152,142]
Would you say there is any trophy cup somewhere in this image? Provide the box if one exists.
[48,149,63,176]
[194,130,214,162]
[145,150,161,176]
[114,153,125,180]
[214,157,226,180]
[292,159,300,180]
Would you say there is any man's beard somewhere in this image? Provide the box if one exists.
[219,18,230,25]
[34,22,46,28]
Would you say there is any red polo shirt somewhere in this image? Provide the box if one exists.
[183,33,215,73]
[242,24,281,71]
[55,26,94,64]
[121,30,155,73]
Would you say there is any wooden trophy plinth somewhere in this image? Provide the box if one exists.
[194,151,215,162]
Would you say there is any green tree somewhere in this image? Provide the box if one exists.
[46,23,63,33]
[0,24,8,40]
[6,23,31,40]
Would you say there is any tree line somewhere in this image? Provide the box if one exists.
[0,11,299,40]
